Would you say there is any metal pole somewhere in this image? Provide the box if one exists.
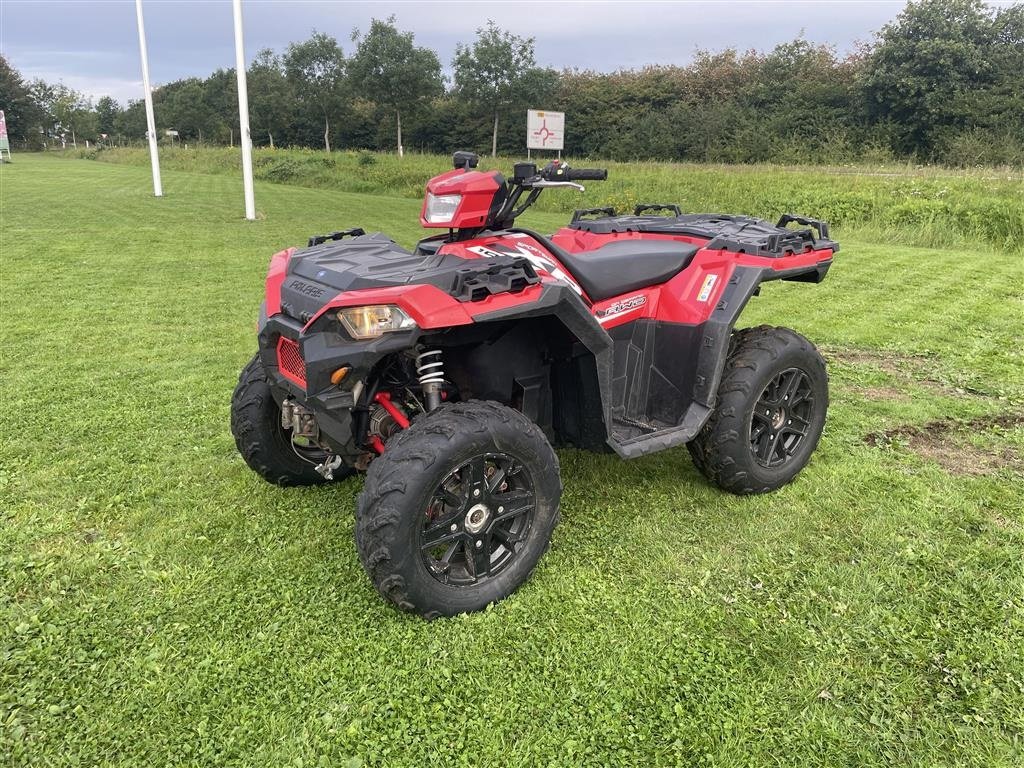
[232,0,256,220]
[134,0,162,197]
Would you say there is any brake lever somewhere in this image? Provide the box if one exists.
[530,180,586,192]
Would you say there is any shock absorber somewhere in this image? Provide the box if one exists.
[416,349,444,411]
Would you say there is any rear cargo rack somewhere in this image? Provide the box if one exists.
[570,207,618,225]
[633,203,682,217]
[568,211,837,257]
[776,214,830,241]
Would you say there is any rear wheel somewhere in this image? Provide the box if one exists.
[688,326,828,494]
[230,354,350,487]
[356,400,561,618]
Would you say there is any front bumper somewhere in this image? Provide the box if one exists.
[256,303,419,457]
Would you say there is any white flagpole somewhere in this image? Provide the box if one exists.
[134,0,162,197]
[232,0,256,220]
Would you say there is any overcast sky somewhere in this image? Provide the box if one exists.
[0,0,986,104]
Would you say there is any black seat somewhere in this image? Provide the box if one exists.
[555,239,700,302]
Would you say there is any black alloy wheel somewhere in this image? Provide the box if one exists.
[356,400,561,618]
[688,326,828,495]
[419,453,536,586]
[750,367,816,468]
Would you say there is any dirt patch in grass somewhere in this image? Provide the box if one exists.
[825,346,994,400]
[992,513,1019,530]
[826,347,930,374]
[858,386,913,402]
[865,413,1024,476]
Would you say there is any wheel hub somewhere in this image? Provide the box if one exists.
[771,407,787,430]
[464,503,490,534]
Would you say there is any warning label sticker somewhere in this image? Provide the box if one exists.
[697,274,718,302]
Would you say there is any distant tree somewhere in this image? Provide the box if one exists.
[73,106,99,146]
[981,3,1024,134]
[28,79,58,138]
[116,99,148,142]
[155,78,213,142]
[555,66,690,158]
[453,21,549,157]
[95,96,121,138]
[284,32,346,152]
[860,0,1004,153]
[201,69,237,144]
[49,84,95,146]
[750,39,856,158]
[248,49,293,147]
[0,56,46,147]
[348,16,443,155]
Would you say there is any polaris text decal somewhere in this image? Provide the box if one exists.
[596,294,647,324]
[288,279,326,299]
[466,244,584,296]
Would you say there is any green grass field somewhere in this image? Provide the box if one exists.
[2,153,1023,767]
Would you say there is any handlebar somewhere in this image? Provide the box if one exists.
[565,168,608,181]
[493,160,609,228]
[527,160,608,185]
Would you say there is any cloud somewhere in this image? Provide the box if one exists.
[0,0,940,103]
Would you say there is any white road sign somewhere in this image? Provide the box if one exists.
[527,110,564,151]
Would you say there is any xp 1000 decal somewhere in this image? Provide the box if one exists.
[595,293,647,323]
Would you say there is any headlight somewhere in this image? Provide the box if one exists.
[337,305,417,340]
[424,193,461,223]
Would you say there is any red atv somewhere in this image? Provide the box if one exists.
[231,152,836,618]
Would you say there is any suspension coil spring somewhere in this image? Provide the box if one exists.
[416,349,444,386]
[416,349,444,411]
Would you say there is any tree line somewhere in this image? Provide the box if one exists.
[1,1,1021,165]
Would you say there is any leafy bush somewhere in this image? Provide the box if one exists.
[260,158,301,183]
[71,146,104,161]
[937,128,1024,168]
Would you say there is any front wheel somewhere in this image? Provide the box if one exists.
[230,354,351,487]
[688,326,828,495]
[355,400,561,618]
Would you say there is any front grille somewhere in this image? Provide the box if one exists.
[276,336,306,388]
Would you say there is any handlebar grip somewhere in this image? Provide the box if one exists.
[566,168,608,181]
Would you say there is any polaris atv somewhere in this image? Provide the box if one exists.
[231,151,837,618]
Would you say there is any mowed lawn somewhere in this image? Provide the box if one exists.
[2,153,1022,767]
